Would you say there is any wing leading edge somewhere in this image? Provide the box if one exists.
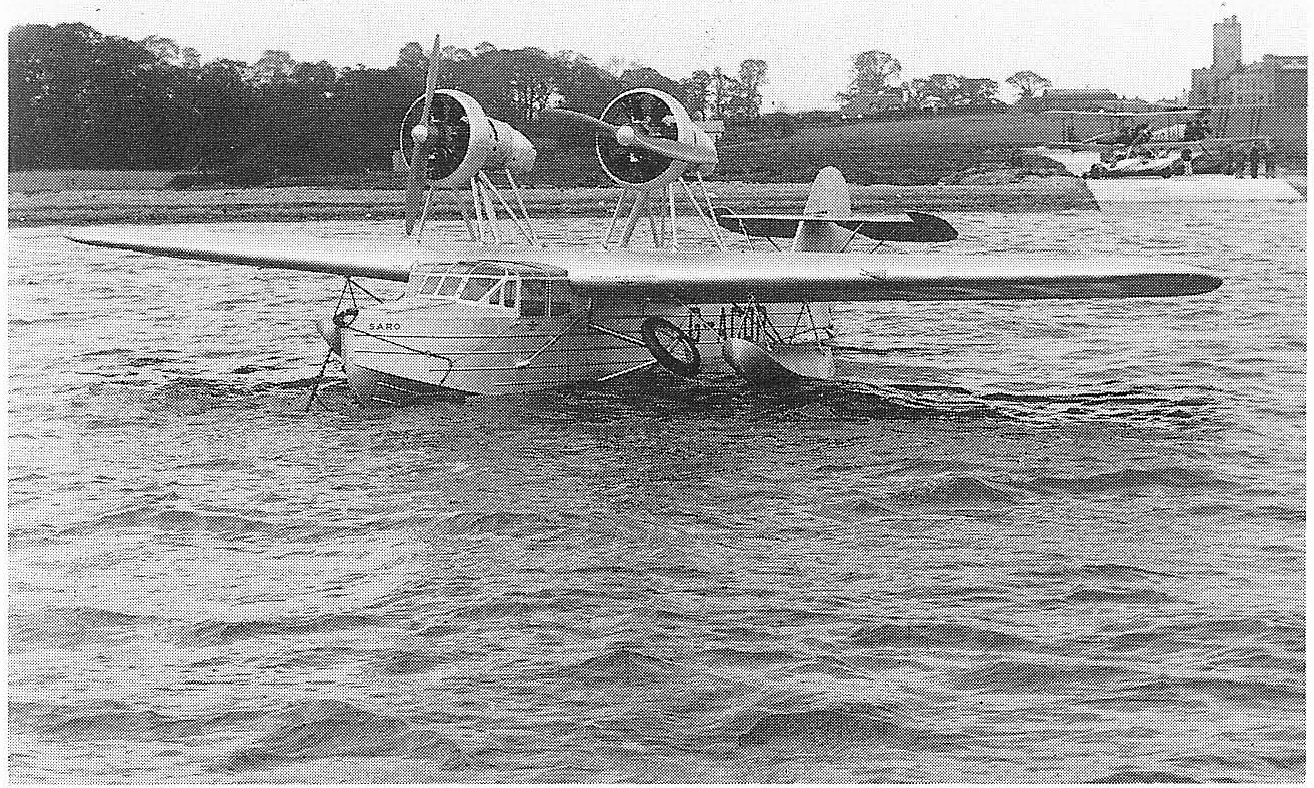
[567,251,1221,303]
[67,228,1222,303]
[66,227,415,282]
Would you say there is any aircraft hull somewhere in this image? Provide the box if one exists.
[338,296,831,398]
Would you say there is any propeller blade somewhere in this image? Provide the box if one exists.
[405,34,442,235]
[542,108,619,135]
[624,133,718,166]
[544,108,717,166]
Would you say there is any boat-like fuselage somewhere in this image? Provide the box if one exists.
[337,257,831,399]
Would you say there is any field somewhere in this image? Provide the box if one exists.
[9,178,1097,227]
[9,114,1077,195]
[9,169,185,192]
[716,112,1079,185]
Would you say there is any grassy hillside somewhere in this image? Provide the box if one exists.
[714,113,1073,185]
[10,113,1092,192]
[9,170,185,191]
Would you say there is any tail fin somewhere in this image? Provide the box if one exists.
[802,166,853,217]
[793,167,854,251]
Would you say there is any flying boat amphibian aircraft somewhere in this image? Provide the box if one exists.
[68,37,1222,403]
[1036,108,1268,179]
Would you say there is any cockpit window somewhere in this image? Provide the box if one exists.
[502,279,517,308]
[520,279,546,316]
[547,281,572,315]
[460,277,499,302]
[437,276,463,297]
[418,275,442,295]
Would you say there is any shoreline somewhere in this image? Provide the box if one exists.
[10,177,1098,227]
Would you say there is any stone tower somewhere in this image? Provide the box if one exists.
[1213,15,1243,76]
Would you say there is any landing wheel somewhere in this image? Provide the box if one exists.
[640,316,700,378]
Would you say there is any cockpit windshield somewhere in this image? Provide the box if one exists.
[416,263,567,314]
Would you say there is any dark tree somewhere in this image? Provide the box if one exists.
[836,50,902,102]
[909,73,1000,107]
[1006,70,1051,98]
[734,59,767,118]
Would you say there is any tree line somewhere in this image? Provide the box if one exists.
[9,23,769,177]
[835,49,1051,109]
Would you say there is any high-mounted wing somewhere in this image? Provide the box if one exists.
[564,249,1221,303]
[1040,142,1118,152]
[67,226,415,282]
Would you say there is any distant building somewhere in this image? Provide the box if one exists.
[1041,88,1120,111]
[1190,15,1308,106]
[840,92,905,119]
[1186,14,1306,155]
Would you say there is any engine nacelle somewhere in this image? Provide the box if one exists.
[596,88,716,190]
[401,89,536,189]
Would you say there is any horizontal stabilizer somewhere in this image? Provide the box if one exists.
[67,227,414,282]
[713,207,957,243]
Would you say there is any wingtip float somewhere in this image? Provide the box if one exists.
[66,74,1223,403]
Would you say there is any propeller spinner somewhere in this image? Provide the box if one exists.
[400,85,536,236]
[545,88,716,190]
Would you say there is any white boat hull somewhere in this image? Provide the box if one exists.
[339,297,831,398]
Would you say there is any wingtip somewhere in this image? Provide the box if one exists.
[1192,273,1225,296]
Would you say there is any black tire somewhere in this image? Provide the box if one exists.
[640,316,700,378]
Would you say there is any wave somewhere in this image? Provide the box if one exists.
[374,650,446,676]
[43,703,261,742]
[735,701,913,749]
[851,621,1040,653]
[1078,563,1183,581]
[1064,587,1176,605]
[1090,770,1199,783]
[698,647,801,668]
[1117,676,1304,708]
[559,648,689,685]
[223,699,463,770]
[888,476,1018,509]
[12,606,159,648]
[63,504,279,539]
[1030,466,1227,494]
[193,613,385,646]
[956,660,1146,691]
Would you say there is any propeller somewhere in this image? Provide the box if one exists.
[543,107,717,166]
[404,34,443,235]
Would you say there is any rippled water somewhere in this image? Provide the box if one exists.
[8,203,1305,782]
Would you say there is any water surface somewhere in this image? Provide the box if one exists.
[8,204,1304,782]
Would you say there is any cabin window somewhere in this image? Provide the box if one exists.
[418,275,442,295]
[460,277,499,302]
[520,279,546,316]
[547,281,572,316]
[502,278,517,308]
[437,276,463,297]
[486,282,503,304]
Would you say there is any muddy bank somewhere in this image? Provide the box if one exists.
[10,177,1095,227]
